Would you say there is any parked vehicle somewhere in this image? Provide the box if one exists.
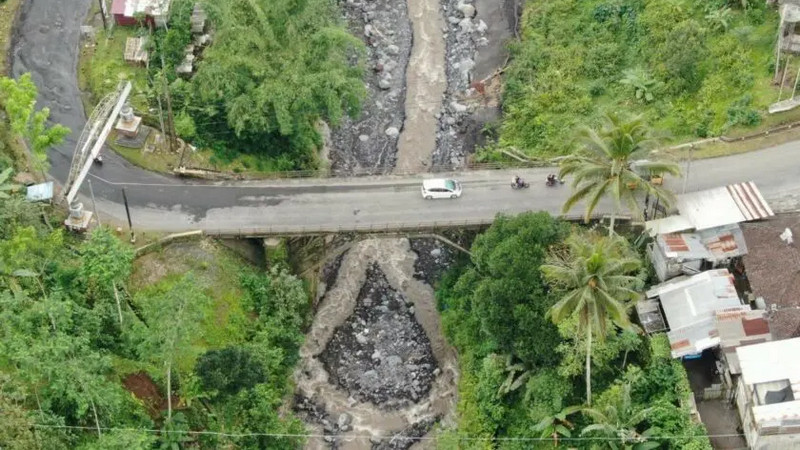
[421,178,462,199]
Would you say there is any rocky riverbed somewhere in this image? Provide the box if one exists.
[328,0,413,174]
[294,238,459,449]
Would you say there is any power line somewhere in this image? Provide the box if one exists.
[31,424,740,442]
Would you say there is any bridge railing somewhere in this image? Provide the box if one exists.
[201,213,624,237]
[183,160,553,181]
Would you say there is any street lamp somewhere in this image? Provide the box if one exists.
[681,143,695,194]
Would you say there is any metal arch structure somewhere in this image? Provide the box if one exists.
[61,81,132,204]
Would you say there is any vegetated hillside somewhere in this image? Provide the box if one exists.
[435,213,711,449]
[152,0,366,171]
[497,0,779,158]
[0,190,311,448]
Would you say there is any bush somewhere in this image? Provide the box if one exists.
[195,347,266,396]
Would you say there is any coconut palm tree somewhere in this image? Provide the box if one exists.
[559,113,681,235]
[578,383,660,450]
[541,233,642,406]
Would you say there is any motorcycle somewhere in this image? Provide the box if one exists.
[511,179,530,189]
[546,174,563,187]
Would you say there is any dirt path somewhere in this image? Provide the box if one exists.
[394,0,447,174]
[295,238,458,449]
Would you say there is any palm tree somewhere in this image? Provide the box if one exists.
[578,383,660,450]
[541,233,642,405]
[559,113,681,235]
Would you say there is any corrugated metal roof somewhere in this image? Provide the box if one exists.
[672,181,774,231]
[647,269,747,358]
[25,182,53,202]
[717,309,773,375]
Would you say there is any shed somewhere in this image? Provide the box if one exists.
[112,0,172,28]
[645,181,774,234]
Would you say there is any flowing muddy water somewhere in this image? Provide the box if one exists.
[294,238,458,449]
[394,0,447,173]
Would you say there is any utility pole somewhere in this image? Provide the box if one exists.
[682,144,694,194]
[121,188,135,244]
[98,0,108,31]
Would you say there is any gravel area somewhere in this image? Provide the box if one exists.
[329,0,413,174]
[408,238,457,286]
[320,263,437,408]
[432,0,485,168]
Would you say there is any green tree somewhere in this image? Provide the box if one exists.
[559,113,681,234]
[190,0,366,165]
[541,233,642,405]
[439,212,570,367]
[0,167,21,199]
[576,383,660,450]
[195,346,265,397]
[79,227,135,327]
[0,74,70,172]
[619,69,662,103]
[78,429,157,450]
[135,274,210,419]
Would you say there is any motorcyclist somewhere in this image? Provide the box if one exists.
[546,174,556,185]
[513,175,525,188]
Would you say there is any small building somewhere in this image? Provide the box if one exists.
[642,269,749,358]
[742,213,800,340]
[648,223,748,281]
[736,337,800,449]
[717,309,773,377]
[112,0,172,28]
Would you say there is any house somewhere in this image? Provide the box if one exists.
[741,213,800,340]
[111,0,172,28]
[648,223,748,282]
[736,338,800,449]
[640,269,750,358]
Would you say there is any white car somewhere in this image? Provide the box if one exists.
[421,178,462,199]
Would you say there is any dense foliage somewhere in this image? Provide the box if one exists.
[151,0,366,170]
[0,186,311,448]
[498,0,778,158]
[437,213,711,448]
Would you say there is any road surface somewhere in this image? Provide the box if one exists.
[10,0,800,233]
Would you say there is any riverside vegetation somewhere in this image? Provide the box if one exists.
[493,0,782,159]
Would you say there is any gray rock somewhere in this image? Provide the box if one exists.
[386,355,403,367]
[430,248,442,257]
[459,18,473,33]
[448,16,460,25]
[338,413,352,429]
[445,116,456,125]
[458,3,476,19]
[450,101,467,113]
[359,134,370,142]
[379,78,392,90]
[364,24,373,37]
[386,44,400,55]
[356,333,368,345]
[371,350,383,360]
[476,19,488,34]
[384,127,399,138]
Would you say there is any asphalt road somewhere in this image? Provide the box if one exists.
[10,0,800,233]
